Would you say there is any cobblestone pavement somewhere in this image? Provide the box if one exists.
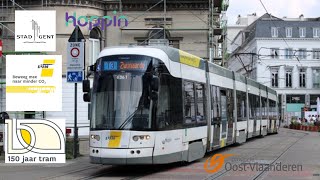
[0,128,319,180]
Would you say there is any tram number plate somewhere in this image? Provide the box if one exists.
[115,74,128,80]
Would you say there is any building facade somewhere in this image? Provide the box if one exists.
[228,14,320,122]
[0,0,229,135]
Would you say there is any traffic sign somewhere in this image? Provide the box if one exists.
[67,42,84,81]
[68,26,85,42]
[67,71,83,82]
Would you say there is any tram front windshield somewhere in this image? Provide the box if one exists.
[91,55,153,131]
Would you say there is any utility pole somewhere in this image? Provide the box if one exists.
[163,0,166,40]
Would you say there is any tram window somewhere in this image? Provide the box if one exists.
[236,91,247,121]
[226,89,234,123]
[269,100,277,120]
[261,97,268,119]
[211,86,221,123]
[156,74,183,130]
[195,83,206,125]
[184,81,196,125]
[249,94,260,119]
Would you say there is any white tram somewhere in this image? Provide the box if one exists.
[82,46,279,165]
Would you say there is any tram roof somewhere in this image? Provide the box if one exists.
[98,46,277,95]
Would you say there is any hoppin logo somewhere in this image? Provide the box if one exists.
[65,11,128,30]
[203,154,235,173]
[5,118,65,163]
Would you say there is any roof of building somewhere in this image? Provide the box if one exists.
[230,13,320,55]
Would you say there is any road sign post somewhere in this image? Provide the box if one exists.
[68,26,85,158]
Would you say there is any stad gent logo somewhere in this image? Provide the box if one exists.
[5,118,65,163]
[203,154,235,173]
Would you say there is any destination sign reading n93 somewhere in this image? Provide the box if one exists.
[67,42,84,83]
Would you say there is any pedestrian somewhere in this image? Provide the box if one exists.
[297,118,301,124]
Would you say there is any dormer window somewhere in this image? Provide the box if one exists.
[299,27,306,38]
[271,27,278,37]
[286,27,292,38]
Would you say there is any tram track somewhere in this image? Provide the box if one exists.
[42,130,308,180]
[250,131,308,180]
[41,164,103,180]
[205,130,308,180]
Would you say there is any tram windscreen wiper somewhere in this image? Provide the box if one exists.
[118,107,140,130]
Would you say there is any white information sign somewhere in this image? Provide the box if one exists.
[67,42,84,72]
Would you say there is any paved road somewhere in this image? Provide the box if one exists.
[0,128,319,180]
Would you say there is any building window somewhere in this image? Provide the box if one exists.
[285,69,292,87]
[298,48,307,59]
[169,40,180,49]
[286,95,305,104]
[299,69,306,88]
[271,69,279,87]
[271,27,278,37]
[310,95,320,105]
[285,48,293,59]
[313,69,320,88]
[286,27,292,37]
[270,48,279,59]
[89,27,101,66]
[313,28,320,38]
[313,49,320,59]
[299,27,306,38]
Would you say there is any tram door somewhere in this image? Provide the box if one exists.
[220,91,228,147]
[225,90,234,144]
[211,86,220,149]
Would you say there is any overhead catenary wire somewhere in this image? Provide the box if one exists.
[259,0,301,65]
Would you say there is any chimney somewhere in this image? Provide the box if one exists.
[299,14,304,21]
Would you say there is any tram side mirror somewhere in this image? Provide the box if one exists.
[83,80,90,92]
[151,76,159,92]
[151,92,158,101]
[89,64,96,72]
[83,93,91,102]
[0,112,9,124]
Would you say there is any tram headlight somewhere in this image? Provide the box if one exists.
[146,135,150,140]
[133,136,139,141]
[90,134,100,141]
[133,135,151,141]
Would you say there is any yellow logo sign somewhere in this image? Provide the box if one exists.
[5,118,65,163]
[203,154,235,173]
[179,50,201,68]
[107,131,122,148]
[39,59,55,77]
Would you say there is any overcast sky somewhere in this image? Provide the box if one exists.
[226,0,320,25]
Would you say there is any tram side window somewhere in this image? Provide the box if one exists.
[156,74,183,130]
[211,86,221,123]
[236,91,247,121]
[184,81,196,125]
[195,83,206,125]
[261,97,268,119]
[269,100,277,120]
[249,94,260,119]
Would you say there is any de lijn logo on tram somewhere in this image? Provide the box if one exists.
[4,118,65,164]
[203,154,235,174]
